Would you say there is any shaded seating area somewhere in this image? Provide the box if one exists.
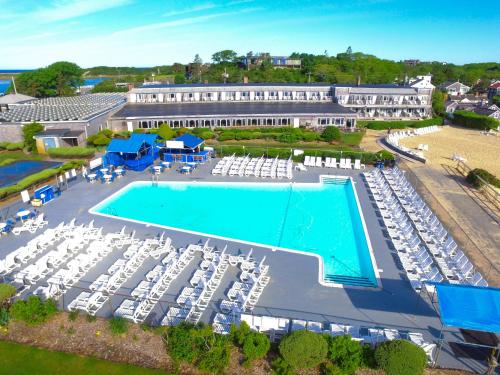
[104,134,160,171]
[159,133,210,164]
[432,283,500,370]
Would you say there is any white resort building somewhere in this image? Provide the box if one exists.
[109,83,433,132]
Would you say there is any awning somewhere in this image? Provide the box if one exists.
[107,133,158,153]
[435,283,500,334]
[175,133,204,149]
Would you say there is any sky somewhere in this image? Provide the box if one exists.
[0,0,499,69]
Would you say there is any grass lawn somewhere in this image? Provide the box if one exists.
[340,131,365,147]
[0,341,169,375]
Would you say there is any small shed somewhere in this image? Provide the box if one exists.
[160,133,210,163]
[105,133,159,171]
[33,128,85,154]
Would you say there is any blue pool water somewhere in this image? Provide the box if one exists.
[0,160,62,188]
[91,180,377,286]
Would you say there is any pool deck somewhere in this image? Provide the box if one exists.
[0,159,496,374]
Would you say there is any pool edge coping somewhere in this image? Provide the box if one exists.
[88,178,382,290]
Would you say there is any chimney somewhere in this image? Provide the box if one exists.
[127,83,134,91]
[243,76,249,84]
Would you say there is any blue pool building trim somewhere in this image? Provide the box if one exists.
[89,177,381,289]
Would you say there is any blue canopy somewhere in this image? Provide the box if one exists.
[107,133,158,154]
[175,133,204,149]
[435,283,500,333]
[104,133,159,171]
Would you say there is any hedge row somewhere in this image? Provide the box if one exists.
[0,142,24,151]
[215,145,394,164]
[452,110,499,130]
[47,147,95,159]
[466,168,500,189]
[0,160,85,200]
[359,117,444,130]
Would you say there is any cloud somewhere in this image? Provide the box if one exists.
[112,7,260,36]
[34,0,132,22]
[227,0,254,5]
[163,3,216,17]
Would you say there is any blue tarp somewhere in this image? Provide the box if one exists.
[105,133,159,171]
[175,133,204,149]
[435,283,500,333]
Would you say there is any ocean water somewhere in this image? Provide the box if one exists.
[0,80,10,94]
[92,180,377,285]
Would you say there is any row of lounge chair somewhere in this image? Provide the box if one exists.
[385,125,441,159]
[212,251,271,334]
[212,155,293,179]
[304,156,365,170]
[364,168,488,290]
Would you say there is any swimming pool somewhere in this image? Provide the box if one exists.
[90,178,379,287]
[0,160,62,188]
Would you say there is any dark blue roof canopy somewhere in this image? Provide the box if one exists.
[175,133,204,149]
[435,283,500,334]
[107,133,158,153]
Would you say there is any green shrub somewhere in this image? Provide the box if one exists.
[327,335,362,374]
[86,314,97,323]
[22,122,43,151]
[68,310,79,321]
[374,339,427,375]
[361,344,377,369]
[230,321,251,346]
[320,362,344,375]
[0,307,10,326]
[362,117,443,130]
[0,284,16,303]
[218,132,236,141]
[453,110,499,130]
[200,131,215,140]
[164,322,230,373]
[10,296,58,326]
[322,126,341,142]
[0,141,9,150]
[114,130,131,139]
[5,142,24,151]
[92,134,112,146]
[271,357,295,375]
[47,147,95,159]
[108,316,128,335]
[302,131,321,142]
[466,168,500,189]
[242,331,270,365]
[278,330,328,369]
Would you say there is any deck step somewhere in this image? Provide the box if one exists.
[324,274,375,287]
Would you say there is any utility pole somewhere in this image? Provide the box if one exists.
[222,68,229,84]
[307,72,312,83]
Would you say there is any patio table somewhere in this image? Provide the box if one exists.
[16,210,31,221]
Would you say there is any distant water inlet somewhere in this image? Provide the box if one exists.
[91,180,378,287]
[0,80,10,95]
[0,161,62,188]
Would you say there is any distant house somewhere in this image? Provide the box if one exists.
[409,75,435,90]
[439,81,470,96]
[242,53,301,69]
[473,106,500,120]
[448,95,488,105]
[487,81,500,100]
[404,59,420,67]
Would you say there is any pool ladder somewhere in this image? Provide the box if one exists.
[151,174,159,185]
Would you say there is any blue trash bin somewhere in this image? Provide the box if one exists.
[34,185,54,204]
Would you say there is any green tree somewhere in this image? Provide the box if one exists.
[22,122,44,152]
[242,332,270,365]
[157,124,175,140]
[212,50,238,64]
[174,74,186,84]
[91,80,128,93]
[15,62,83,97]
[432,90,446,116]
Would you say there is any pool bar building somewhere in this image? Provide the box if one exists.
[159,133,210,163]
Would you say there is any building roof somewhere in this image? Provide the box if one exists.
[0,93,126,123]
[489,81,500,89]
[133,83,403,91]
[112,102,356,118]
[347,86,418,95]
[0,93,36,105]
[439,81,470,90]
[473,107,496,116]
[34,128,83,138]
[175,133,204,149]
